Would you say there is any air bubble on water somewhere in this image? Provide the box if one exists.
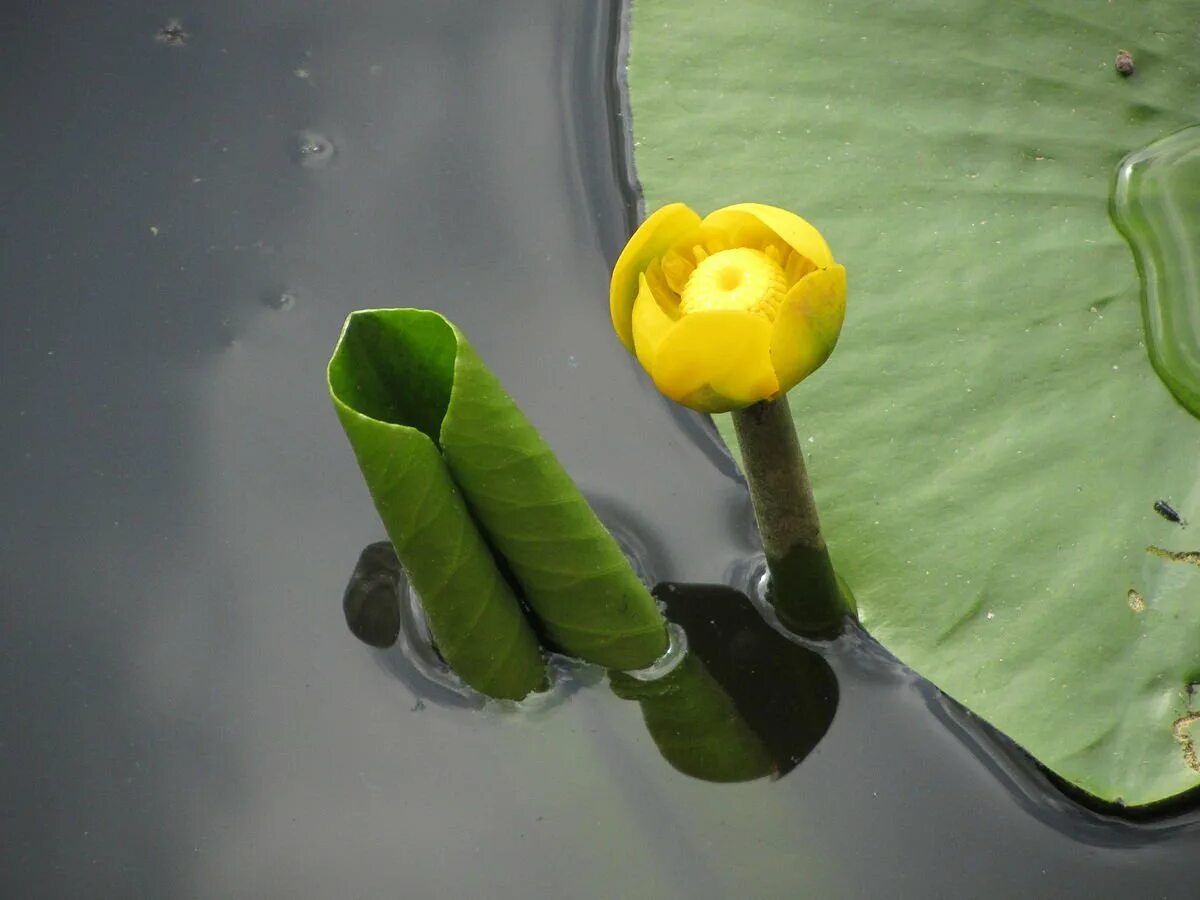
[620,623,688,682]
[294,130,336,168]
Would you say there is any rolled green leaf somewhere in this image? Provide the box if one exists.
[329,313,545,700]
[328,308,668,676]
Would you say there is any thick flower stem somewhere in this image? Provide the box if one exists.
[731,396,854,638]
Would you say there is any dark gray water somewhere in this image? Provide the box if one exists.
[3,1,1199,896]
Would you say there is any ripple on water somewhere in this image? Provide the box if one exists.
[294,129,336,168]
[1111,125,1200,418]
[261,289,297,311]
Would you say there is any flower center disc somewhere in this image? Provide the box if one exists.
[679,247,787,319]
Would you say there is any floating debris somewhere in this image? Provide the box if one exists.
[1154,499,1187,527]
[1127,589,1146,613]
[1172,711,1200,772]
[294,129,336,168]
[1146,546,1200,566]
[1115,49,1135,77]
[155,20,188,47]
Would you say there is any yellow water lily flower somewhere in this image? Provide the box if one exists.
[610,202,846,413]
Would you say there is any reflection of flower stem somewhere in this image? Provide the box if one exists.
[731,395,854,636]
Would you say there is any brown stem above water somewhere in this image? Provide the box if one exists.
[731,396,855,638]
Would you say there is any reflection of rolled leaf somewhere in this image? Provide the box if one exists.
[328,309,667,692]
[611,657,776,783]
[612,583,838,783]
[343,541,404,649]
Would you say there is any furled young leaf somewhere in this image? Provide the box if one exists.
[630,0,1200,804]
[329,312,545,700]
[329,309,667,678]
[439,326,668,669]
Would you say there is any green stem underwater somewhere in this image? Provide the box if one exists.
[731,396,854,637]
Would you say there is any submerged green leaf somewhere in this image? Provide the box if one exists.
[611,583,838,783]
[611,655,776,783]
[630,0,1200,804]
[329,309,667,689]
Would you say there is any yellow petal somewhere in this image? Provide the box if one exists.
[706,203,834,269]
[783,249,817,285]
[651,310,779,413]
[660,251,694,295]
[769,265,847,392]
[610,203,702,352]
[691,211,775,253]
[630,272,678,374]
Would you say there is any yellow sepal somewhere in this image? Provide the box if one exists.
[769,265,847,391]
[610,203,701,352]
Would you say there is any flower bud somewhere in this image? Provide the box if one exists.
[610,203,846,412]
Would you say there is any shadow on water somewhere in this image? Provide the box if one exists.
[929,689,1200,843]
[344,542,838,783]
[343,528,1200,853]
[614,583,837,783]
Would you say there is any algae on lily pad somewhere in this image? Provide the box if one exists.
[628,0,1200,805]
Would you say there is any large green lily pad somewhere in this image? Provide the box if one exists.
[629,0,1200,805]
